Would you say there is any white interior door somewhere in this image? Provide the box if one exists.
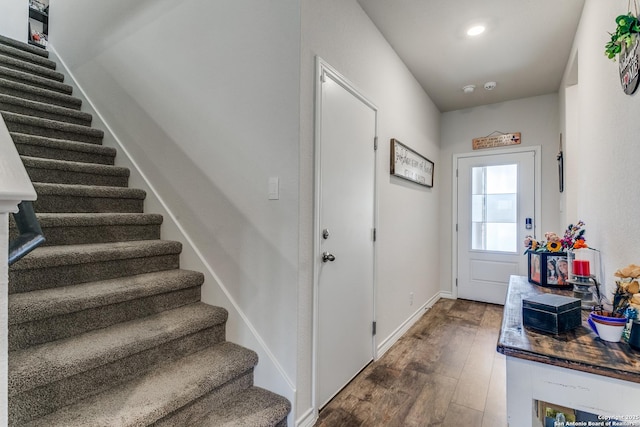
[316,62,376,408]
[457,150,536,304]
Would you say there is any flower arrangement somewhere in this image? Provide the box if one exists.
[524,221,587,253]
[612,263,640,314]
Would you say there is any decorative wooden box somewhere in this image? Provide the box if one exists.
[522,294,581,335]
[527,250,570,288]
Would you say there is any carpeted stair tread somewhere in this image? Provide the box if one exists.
[9,269,204,325]
[0,35,50,58]
[0,78,81,110]
[32,183,146,213]
[21,155,128,176]
[2,112,104,145]
[0,44,56,70]
[9,302,229,395]
[0,66,71,95]
[8,269,204,350]
[0,54,64,82]
[193,387,290,427]
[9,240,181,271]
[11,132,116,165]
[22,342,257,427]
[10,212,163,246]
[29,212,162,228]
[21,155,130,187]
[1,94,90,126]
[33,182,145,199]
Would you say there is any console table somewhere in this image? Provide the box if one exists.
[498,275,640,426]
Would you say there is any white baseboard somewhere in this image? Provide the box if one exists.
[439,291,455,300]
[295,407,317,427]
[375,292,443,359]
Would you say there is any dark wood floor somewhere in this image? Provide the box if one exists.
[315,298,507,427]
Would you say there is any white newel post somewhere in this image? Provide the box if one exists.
[0,116,37,425]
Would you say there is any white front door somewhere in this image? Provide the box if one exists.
[316,60,376,408]
[456,150,537,304]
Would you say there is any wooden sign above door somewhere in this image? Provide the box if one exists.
[472,132,521,150]
[472,132,520,150]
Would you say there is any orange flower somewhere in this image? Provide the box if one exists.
[573,239,588,249]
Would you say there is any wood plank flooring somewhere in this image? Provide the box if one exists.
[315,298,507,427]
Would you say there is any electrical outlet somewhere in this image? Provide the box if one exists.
[409,292,414,306]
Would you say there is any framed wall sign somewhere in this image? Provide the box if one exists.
[390,138,434,187]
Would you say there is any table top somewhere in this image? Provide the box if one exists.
[497,275,640,384]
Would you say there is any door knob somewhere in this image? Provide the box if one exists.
[322,252,336,262]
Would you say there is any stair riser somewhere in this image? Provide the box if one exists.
[0,55,64,82]
[0,85,81,110]
[14,142,115,165]
[5,121,101,144]
[0,101,90,126]
[10,223,161,246]
[9,325,227,426]
[9,287,202,350]
[155,372,254,427]
[0,69,72,95]
[9,254,179,293]
[0,45,56,70]
[33,194,144,213]
[25,166,129,187]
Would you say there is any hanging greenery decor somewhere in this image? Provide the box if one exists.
[604,12,640,60]
[605,3,640,95]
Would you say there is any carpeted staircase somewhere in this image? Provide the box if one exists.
[1,34,290,427]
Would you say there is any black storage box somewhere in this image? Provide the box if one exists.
[522,294,581,334]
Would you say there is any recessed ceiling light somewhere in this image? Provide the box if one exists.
[467,25,485,36]
[462,85,476,94]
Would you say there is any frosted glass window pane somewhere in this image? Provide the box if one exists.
[486,164,517,194]
[471,223,484,250]
[486,194,516,223]
[485,223,517,252]
[472,195,484,222]
[470,163,518,253]
[471,167,485,194]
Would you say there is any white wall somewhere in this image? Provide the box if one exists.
[1,0,28,42]
[440,94,562,295]
[299,0,442,422]
[559,0,640,299]
[49,0,301,412]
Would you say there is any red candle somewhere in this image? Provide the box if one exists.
[573,260,590,276]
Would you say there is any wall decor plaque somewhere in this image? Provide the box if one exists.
[472,132,521,150]
[619,36,640,95]
[390,138,434,187]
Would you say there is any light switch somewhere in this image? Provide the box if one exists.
[268,177,279,200]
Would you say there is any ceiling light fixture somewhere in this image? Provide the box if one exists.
[462,84,476,94]
[484,81,497,90]
[466,25,485,36]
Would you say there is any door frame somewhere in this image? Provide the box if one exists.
[312,56,378,411]
[451,146,541,300]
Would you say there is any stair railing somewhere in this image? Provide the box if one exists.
[1,113,38,424]
[1,115,40,264]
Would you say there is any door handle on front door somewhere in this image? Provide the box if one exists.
[322,252,336,262]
